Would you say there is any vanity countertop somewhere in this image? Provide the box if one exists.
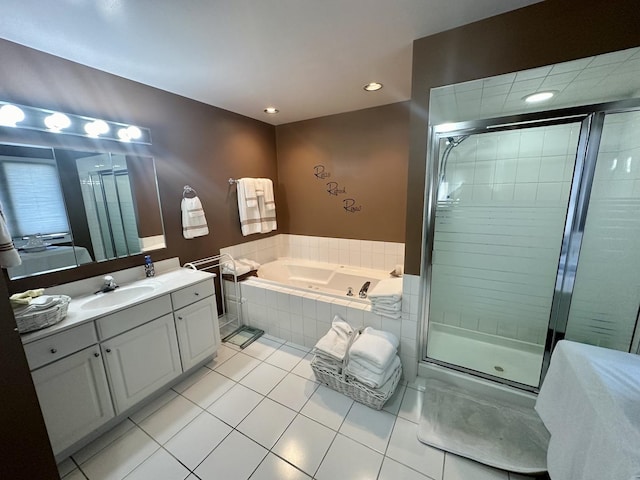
[20,268,215,345]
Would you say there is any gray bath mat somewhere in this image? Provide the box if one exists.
[418,379,549,474]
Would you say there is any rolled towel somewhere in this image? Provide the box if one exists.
[238,258,261,270]
[10,288,45,307]
[313,316,354,361]
[346,355,401,389]
[367,277,403,301]
[348,327,398,370]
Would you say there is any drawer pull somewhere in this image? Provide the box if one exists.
[106,348,112,353]
[94,352,100,358]
[194,292,200,296]
[178,316,183,320]
[50,348,57,354]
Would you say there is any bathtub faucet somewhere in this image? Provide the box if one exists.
[359,281,371,299]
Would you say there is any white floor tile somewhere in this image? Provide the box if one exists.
[57,457,76,477]
[338,402,396,454]
[79,426,159,480]
[383,383,407,416]
[240,362,288,395]
[386,417,445,480]
[242,337,282,360]
[237,398,297,449]
[265,344,306,371]
[249,453,311,480]
[205,344,238,369]
[73,419,136,465]
[286,341,312,353]
[444,453,510,480]
[272,415,336,476]
[300,385,353,430]
[268,373,318,411]
[214,352,262,381]
[171,367,212,394]
[315,433,383,480]
[130,389,179,423]
[398,386,424,423]
[207,383,264,426]
[378,457,432,480]
[63,469,87,480]
[163,411,232,470]
[123,447,190,480]
[180,370,236,408]
[195,431,267,480]
[184,476,198,480]
[291,353,316,381]
[262,333,286,344]
[137,395,202,445]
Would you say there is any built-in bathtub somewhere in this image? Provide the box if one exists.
[257,258,389,299]
[236,257,403,351]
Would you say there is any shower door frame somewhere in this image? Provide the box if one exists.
[419,98,640,392]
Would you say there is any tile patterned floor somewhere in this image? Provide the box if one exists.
[58,335,547,480]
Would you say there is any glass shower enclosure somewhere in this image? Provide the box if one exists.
[423,102,640,389]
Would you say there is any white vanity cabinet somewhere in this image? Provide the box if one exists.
[174,294,220,371]
[28,328,114,455]
[96,294,179,414]
[22,269,220,458]
[101,313,182,413]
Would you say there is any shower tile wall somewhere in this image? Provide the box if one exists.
[432,124,580,345]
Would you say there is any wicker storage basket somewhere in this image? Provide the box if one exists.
[14,295,71,334]
[311,354,402,410]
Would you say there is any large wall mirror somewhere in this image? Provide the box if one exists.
[0,143,165,279]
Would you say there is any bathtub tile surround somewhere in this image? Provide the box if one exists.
[57,337,538,480]
[220,234,405,272]
[221,234,418,380]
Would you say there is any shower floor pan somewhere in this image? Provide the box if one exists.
[427,323,544,387]
[418,376,549,474]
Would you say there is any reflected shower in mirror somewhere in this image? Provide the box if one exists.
[0,144,165,279]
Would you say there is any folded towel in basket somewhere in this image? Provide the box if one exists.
[346,355,401,389]
[313,316,354,361]
[349,327,399,370]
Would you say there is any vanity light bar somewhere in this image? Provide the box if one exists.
[0,101,151,145]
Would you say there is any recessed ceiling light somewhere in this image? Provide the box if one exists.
[264,107,279,114]
[363,82,383,92]
[523,91,556,103]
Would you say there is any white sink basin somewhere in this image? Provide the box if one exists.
[81,285,157,310]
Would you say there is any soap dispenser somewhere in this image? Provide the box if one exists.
[144,255,155,277]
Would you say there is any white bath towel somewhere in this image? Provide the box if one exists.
[370,301,401,312]
[240,178,258,208]
[346,355,401,389]
[372,309,402,320]
[256,178,277,232]
[0,205,21,268]
[349,327,399,370]
[238,258,261,270]
[313,316,354,361]
[181,196,209,239]
[221,260,251,276]
[367,277,403,301]
[237,179,262,236]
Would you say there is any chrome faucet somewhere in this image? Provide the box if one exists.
[96,275,119,294]
[359,281,371,299]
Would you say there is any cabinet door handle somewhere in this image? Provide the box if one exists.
[94,352,100,358]
[178,316,183,320]
[105,348,112,353]
[50,348,57,354]
[194,292,200,296]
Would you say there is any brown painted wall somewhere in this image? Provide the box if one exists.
[405,0,640,274]
[0,38,279,293]
[276,102,409,242]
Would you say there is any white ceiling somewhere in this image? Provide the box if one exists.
[0,0,540,125]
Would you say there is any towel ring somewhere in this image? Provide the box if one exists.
[183,185,197,198]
